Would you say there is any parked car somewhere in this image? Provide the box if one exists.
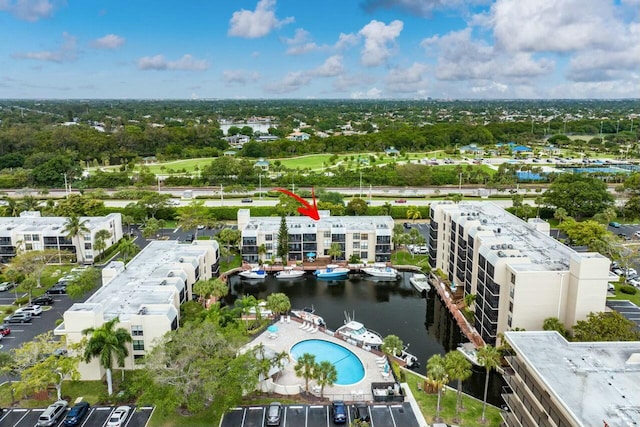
[0,282,15,291]
[16,304,43,316]
[37,400,68,427]
[46,283,67,294]
[107,405,131,427]
[4,312,32,323]
[241,198,253,203]
[628,278,640,287]
[609,221,621,228]
[617,233,631,241]
[64,401,90,426]
[635,231,640,238]
[395,199,407,203]
[0,325,10,336]
[332,400,347,424]
[265,402,282,426]
[403,222,411,228]
[32,295,54,305]
[352,403,371,423]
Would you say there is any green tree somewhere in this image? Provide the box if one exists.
[136,193,172,219]
[328,242,343,261]
[11,249,71,289]
[381,201,393,216]
[542,174,614,219]
[382,335,403,357]
[177,199,209,239]
[217,228,241,257]
[315,360,337,397]
[276,193,300,217]
[477,345,501,423]
[426,354,448,421]
[117,237,140,267]
[542,317,569,338]
[346,198,368,216]
[445,351,473,420]
[276,215,289,259]
[266,293,291,316]
[572,311,640,342]
[553,207,568,238]
[142,217,161,239]
[66,267,100,299]
[19,353,80,401]
[62,215,90,264]
[82,317,133,396]
[406,206,422,223]
[558,218,608,247]
[194,277,228,302]
[93,229,112,261]
[294,353,316,393]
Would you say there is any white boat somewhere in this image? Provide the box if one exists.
[239,267,267,280]
[291,309,325,326]
[275,267,305,280]
[409,273,431,293]
[336,313,383,347]
[361,263,399,279]
[314,264,350,279]
[457,342,480,366]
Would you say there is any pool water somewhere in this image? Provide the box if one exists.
[290,339,365,385]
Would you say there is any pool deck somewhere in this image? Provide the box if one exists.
[243,315,396,402]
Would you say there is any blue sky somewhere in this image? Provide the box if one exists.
[1,0,638,99]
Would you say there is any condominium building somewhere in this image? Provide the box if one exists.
[428,202,610,346]
[237,209,394,263]
[501,331,640,427]
[0,211,123,264]
[55,239,220,380]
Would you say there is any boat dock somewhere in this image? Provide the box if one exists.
[429,273,485,349]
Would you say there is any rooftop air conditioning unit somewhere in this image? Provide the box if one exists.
[168,272,174,277]
[508,244,514,249]
[179,257,184,263]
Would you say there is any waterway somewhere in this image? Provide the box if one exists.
[226,270,505,406]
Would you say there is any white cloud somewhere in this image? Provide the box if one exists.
[263,71,311,94]
[12,32,76,63]
[228,0,294,39]
[91,34,126,50]
[223,69,261,85]
[385,62,429,93]
[311,55,344,77]
[284,28,320,55]
[0,0,54,21]
[333,72,376,92]
[350,87,382,99]
[358,20,403,67]
[334,32,359,50]
[471,81,508,93]
[137,54,209,71]
[485,0,625,53]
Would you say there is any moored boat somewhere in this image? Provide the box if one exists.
[275,267,305,279]
[361,263,399,279]
[291,309,325,326]
[314,264,349,279]
[336,312,383,348]
[457,342,480,366]
[409,273,431,293]
[239,267,267,280]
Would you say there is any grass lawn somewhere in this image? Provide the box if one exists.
[219,254,242,273]
[391,250,430,271]
[0,380,105,408]
[607,283,640,306]
[404,370,503,427]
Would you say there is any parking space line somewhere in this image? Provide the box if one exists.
[388,405,398,427]
[13,409,30,427]
[240,408,247,426]
[80,408,96,427]
[96,407,112,410]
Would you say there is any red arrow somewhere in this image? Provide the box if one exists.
[275,187,320,220]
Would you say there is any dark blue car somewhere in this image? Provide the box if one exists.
[332,400,347,424]
[64,401,90,426]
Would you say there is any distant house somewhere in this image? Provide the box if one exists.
[459,144,484,155]
[223,134,251,148]
[223,150,237,157]
[254,158,270,171]
[512,145,533,153]
[385,146,400,156]
[287,131,310,142]
[256,135,280,142]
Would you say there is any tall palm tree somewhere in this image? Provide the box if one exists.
[445,351,473,420]
[82,317,132,396]
[426,354,448,421]
[63,215,90,264]
[406,206,422,223]
[328,242,343,262]
[315,360,337,397]
[117,237,139,268]
[477,344,501,422]
[266,292,291,316]
[294,353,317,393]
[93,229,112,261]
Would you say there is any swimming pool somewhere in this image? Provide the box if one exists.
[290,339,365,385]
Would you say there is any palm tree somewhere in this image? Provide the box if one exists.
[426,354,448,421]
[315,360,337,397]
[554,207,568,238]
[328,242,343,262]
[477,345,501,422]
[63,215,90,264]
[93,229,112,262]
[266,293,291,316]
[406,206,422,223]
[117,237,139,268]
[381,202,393,216]
[445,351,473,420]
[294,353,317,393]
[82,317,132,395]
[382,335,403,357]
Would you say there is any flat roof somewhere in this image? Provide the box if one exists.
[0,212,119,235]
[505,331,640,426]
[242,211,394,234]
[71,240,214,322]
[436,201,591,272]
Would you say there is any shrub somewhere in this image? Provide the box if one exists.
[13,296,29,306]
[620,285,637,295]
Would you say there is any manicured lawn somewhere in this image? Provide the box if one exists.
[391,250,430,271]
[607,283,640,306]
[219,254,242,273]
[404,370,503,427]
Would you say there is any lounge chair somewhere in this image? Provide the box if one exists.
[310,326,318,334]
[299,321,308,329]
[380,371,390,379]
[286,315,291,323]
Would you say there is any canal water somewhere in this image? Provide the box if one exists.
[227,270,505,406]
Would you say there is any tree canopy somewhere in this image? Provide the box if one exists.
[542,174,614,219]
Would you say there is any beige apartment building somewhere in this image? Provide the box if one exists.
[502,331,640,427]
[55,240,220,380]
[428,202,610,346]
[237,209,394,263]
[0,211,123,264]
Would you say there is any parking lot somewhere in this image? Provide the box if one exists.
[0,405,153,427]
[219,402,420,427]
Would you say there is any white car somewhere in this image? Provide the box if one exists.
[628,278,640,287]
[0,281,16,291]
[107,405,131,427]
[17,304,43,316]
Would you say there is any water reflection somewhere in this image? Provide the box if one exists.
[226,270,504,406]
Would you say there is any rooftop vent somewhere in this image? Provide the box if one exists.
[138,306,148,315]
[179,257,184,263]
[160,280,167,286]
[168,271,174,277]
[508,244,514,249]
[482,219,487,224]
[501,244,507,249]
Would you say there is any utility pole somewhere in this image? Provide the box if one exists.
[458,172,463,192]
[359,172,363,198]
[220,184,223,206]
[63,173,69,196]
[259,173,262,199]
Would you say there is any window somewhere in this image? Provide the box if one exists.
[361,242,368,250]
[24,235,32,242]
[265,234,273,241]
[507,315,513,328]
[265,243,273,251]
[509,301,513,313]
[361,233,368,240]
[25,243,33,250]
[84,243,92,250]
[131,325,143,336]
[360,251,368,259]
[324,231,331,238]
[32,235,40,241]
[134,355,145,364]
[510,273,515,284]
[353,242,360,249]
[353,233,360,240]
[133,340,145,351]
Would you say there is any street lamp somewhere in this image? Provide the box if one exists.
[458,172,463,192]
[259,173,262,200]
